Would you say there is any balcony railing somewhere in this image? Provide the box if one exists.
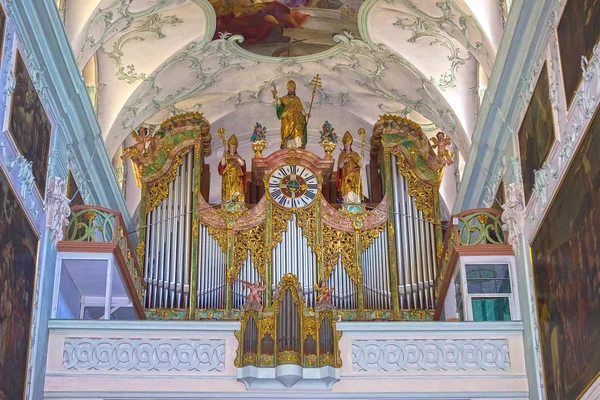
[58,205,145,317]
[434,208,511,319]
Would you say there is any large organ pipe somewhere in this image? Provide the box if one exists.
[390,156,407,308]
[429,222,437,306]
[398,167,413,308]
[176,160,185,307]
[155,202,162,308]
[271,215,317,307]
[404,177,419,307]
[419,211,433,308]
[183,152,193,306]
[168,168,179,307]
[144,207,153,307]
[163,177,174,307]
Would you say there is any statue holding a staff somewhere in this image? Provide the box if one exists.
[271,75,321,149]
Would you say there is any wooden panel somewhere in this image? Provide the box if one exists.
[532,105,600,400]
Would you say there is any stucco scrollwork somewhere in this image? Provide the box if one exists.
[62,338,226,372]
[501,182,525,254]
[46,176,71,244]
[352,339,510,372]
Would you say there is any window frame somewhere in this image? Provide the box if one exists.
[457,255,521,322]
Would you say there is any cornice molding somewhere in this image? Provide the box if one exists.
[454,0,556,212]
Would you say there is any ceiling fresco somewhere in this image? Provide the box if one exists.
[209,0,365,57]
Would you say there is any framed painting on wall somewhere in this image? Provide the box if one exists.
[518,62,556,204]
[0,167,39,400]
[557,0,600,108]
[0,5,6,63]
[9,51,52,198]
[532,105,600,400]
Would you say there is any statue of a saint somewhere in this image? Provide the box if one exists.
[430,132,454,166]
[218,134,247,202]
[337,131,362,203]
[271,80,309,149]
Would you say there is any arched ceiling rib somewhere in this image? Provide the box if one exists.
[62,0,505,160]
[103,35,470,157]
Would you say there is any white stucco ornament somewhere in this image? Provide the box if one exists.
[501,182,525,254]
[46,176,71,243]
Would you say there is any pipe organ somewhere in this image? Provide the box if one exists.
[125,113,449,367]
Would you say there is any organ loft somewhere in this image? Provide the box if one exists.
[117,76,453,375]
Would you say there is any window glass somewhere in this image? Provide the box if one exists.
[465,264,511,294]
[471,297,511,321]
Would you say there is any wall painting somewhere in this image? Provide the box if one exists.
[557,0,600,107]
[532,105,600,400]
[518,62,555,204]
[9,51,52,198]
[0,167,39,400]
[210,0,365,57]
[0,5,6,63]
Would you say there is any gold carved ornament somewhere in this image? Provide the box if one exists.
[228,223,268,282]
[270,205,293,248]
[360,222,386,252]
[392,150,437,222]
[295,202,320,259]
[146,148,191,212]
[321,224,359,283]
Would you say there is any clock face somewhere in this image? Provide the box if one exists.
[267,165,319,208]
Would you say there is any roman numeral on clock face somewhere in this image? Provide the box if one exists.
[271,189,282,199]
[305,190,316,200]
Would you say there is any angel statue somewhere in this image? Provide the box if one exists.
[430,131,454,166]
[122,126,161,187]
[239,280,266,311]
[314,281,334,311]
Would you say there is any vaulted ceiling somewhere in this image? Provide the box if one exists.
[63,0,504,163]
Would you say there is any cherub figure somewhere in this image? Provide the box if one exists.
[314,281,334,311]
[239,280,266,311]
[123,127,160,161]
[430,131,454,166]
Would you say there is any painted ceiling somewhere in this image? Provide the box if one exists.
[61,0,505,207]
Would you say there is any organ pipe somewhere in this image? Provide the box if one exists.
[143,151,439,316]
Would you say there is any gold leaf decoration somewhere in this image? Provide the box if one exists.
[229,223,267,282]
[146,148,191,212]
[360,223,385,252]
[393,150,436,222]
[295,202,320,255]
[270,206,293,248]
[322,224,359,283]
